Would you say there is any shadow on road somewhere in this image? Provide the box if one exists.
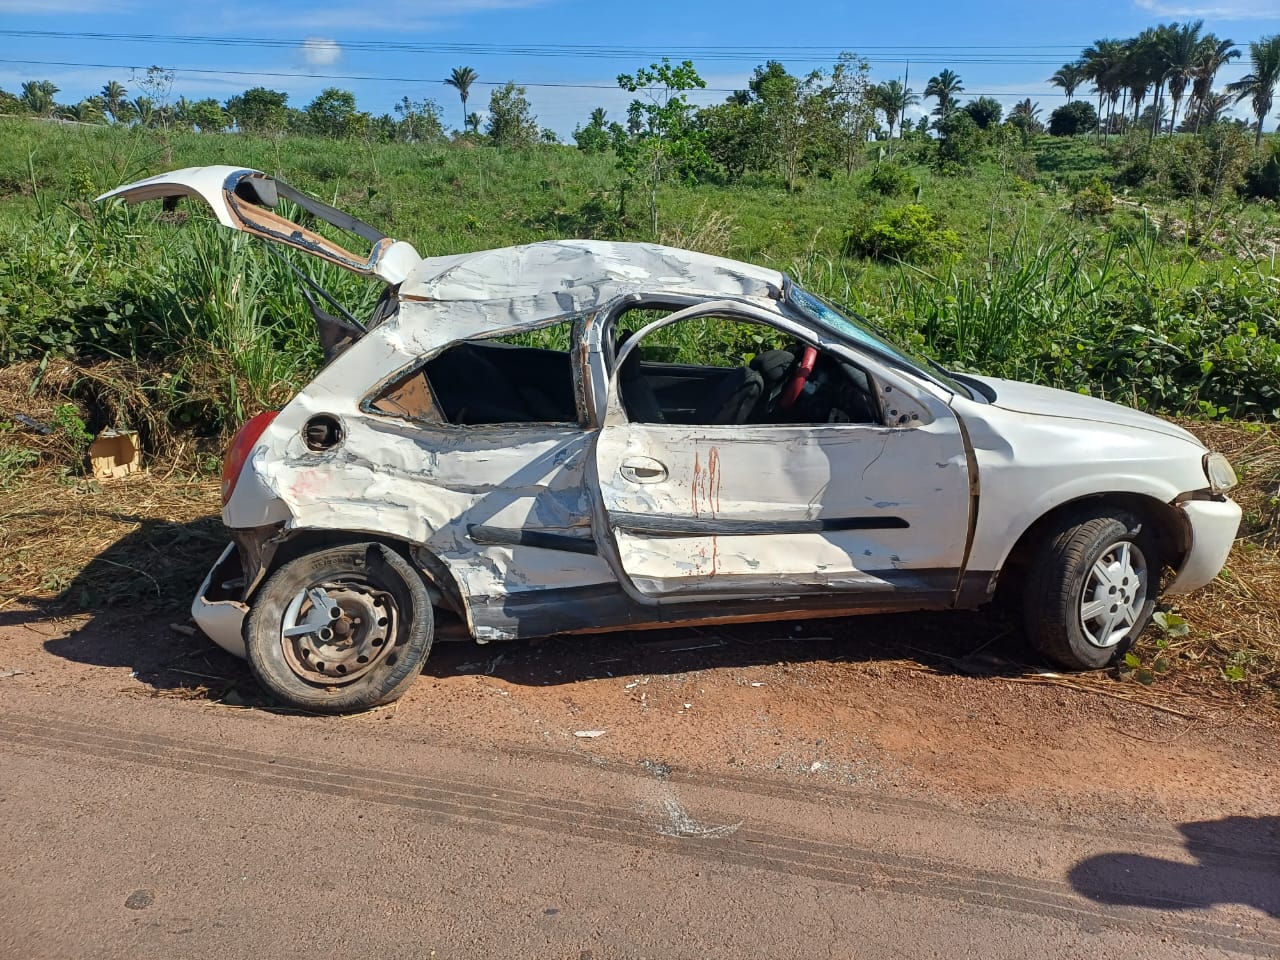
[1069,816,1280,919]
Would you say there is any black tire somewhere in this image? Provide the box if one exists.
[245,543,434,713]
[1023,510,1161,671]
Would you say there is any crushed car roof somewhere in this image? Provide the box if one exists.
[399,240,784,307]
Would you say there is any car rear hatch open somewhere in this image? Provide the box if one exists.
[99,166,421,358]
[98,166,420,284]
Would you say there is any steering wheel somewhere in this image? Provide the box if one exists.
[779,346,819,410]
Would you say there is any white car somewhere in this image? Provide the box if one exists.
[102,167,1243,713]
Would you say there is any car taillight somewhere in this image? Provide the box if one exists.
[221,411,277,505]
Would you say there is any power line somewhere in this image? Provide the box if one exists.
[0,30,1099,58]
[0,57,1084,97]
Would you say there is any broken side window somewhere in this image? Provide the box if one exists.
[369,320,580,427]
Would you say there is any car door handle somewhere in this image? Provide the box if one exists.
[619,458,668,484]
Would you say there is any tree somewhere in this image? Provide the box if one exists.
[755,65,837,192]
[0,87,22,115]
[573,107,614,153]
[100,81,128,122]
[697,101,764,178]
[485,81,538,147]
[1081,37,1125,139]
[225,87,289,134]
[1050,62,1086,102]
[305,87,365,138]
[444,66,478,131]
[924,69,964,119]
[1227,35,1280,147]
[830,52,876,173]
[20,80,58,116]
[962,96,1002,129]
[465,112,481,134]
[1008,99,1043,141]
[1049,101,1098,136]
[874,79,918,139]
[393,96,444,142]
[615,58,710,236]
[186,97,228,133]
[1189,36,1239,132]
[935,110,981,167]
[1165,20,1205,134]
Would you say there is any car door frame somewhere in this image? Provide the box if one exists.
[583,295,978,613]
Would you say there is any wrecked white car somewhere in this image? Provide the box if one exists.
[101,166,1242,713]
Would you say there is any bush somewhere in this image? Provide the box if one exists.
[1243,143,1280,200]
[844,204,959,262]
[1070,178,1114,218]
[1049,102,1098,137]
[935,111,982,169]
[864,162,918,197]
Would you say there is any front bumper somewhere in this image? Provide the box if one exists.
[1164,498,1241,595]
[191,542,249,659]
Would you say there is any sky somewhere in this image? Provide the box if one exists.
[2,0,1280,137]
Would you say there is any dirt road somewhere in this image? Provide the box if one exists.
[2,607,1278,958]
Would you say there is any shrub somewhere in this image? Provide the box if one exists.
[1070,178,1114,218]
[864,162,917,197]
[1243,143,1280,200]
[1049,102,1098,137]
[935,111,982,169]
[844,204,959,262]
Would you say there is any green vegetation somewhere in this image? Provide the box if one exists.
[0,21,1278,446]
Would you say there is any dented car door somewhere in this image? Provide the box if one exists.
[592,307,974,604]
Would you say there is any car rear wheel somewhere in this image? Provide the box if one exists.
[245,543,434,713]
[1023,511,1160,670]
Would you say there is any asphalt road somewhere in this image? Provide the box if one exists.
[2,686,1278,960]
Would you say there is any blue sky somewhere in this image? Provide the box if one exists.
[2,0,1280,136]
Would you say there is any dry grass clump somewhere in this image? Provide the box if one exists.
[1153,420,1280,702]
[0,465,223,613]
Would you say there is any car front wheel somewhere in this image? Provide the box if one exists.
[1023,511,1160,670]
[246,543,434,712]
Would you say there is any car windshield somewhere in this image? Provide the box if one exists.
[786,282,970,397]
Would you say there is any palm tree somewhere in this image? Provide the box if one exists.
[1136,24,1176,140]
[1049,62,1086,102]
[1011,98,1041,122]
[1190,36,1239,132]
[19,80,58,116]
[874,80,918,138]
[588,107,607,128]
[1226,35,1280,146]
[1082,38,1124,139]
[1164,20,1204,134]
[1190,91,1233,127]
[466,112,481,134]
[100,81,128,123]
[444,66,478,131]
[924,69,963,119]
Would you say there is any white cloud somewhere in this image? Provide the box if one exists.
[301,38,342,67]
[1133,0,1280,19]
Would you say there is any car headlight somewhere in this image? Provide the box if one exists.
[1204,452,1238,493]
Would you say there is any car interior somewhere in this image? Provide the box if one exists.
[613,312,882,427]
[369,311,882,428]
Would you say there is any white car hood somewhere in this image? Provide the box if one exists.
[968,375,1204,447]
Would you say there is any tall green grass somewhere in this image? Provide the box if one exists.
[1,117,1278,434]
